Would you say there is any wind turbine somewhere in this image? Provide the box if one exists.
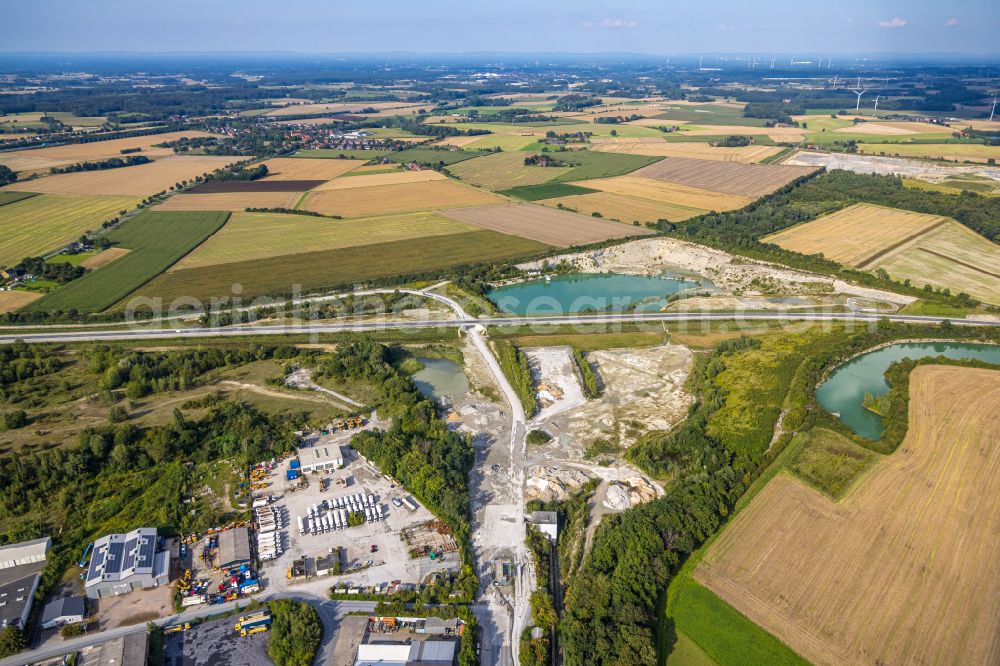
[699,56,703,69]
[770,58,775,69]
[872,95,881,116]
[831,74,839,88]
[849,76,867,111]
[990,93,998,122]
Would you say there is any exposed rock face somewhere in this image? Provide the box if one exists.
[525,465,593,502]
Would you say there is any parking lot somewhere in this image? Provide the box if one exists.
[260,438,460,589]
[163,614,272,666]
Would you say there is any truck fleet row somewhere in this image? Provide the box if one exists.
[255,503,284,561]
[297,493,385,536]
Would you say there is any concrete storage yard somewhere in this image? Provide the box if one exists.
[163,614,272,666]
[260,434,460,590]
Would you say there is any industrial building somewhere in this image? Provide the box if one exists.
[40,596,86,630]
[217,528,252,570]
[529,511,558,542]
[0,537,50,629]
[355,640,457,666]
[299,445,345,473]
[84,528,170,600]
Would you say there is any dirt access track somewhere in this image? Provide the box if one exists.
[696,366,1000,666]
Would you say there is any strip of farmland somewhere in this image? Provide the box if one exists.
[128,230,550,304]
[26,211,231,313]
[3,155,239,197]
[439,202,654,246]
[635,157,817,197]
[186,179,326,193]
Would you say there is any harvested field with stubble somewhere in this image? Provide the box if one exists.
[258,157,365,180]
[540,191,706,223]
[593,140,782,163]
[696,365,1000,666]
[0,131,220,174]
[0,291,42,313]
[154,190,305,211]
[309,169,446,191]
[0,194,141,267]
[439,203,653,246]
[870,222,1000,305]
[577,175,753,211]
[79,247,130,269]
[857,142,1000,164]
[448,151,570,189]
[299,180,504,217]
[3,155,238,196]
[635,157,816,197]
[133,229,549,303]
[170,210,476,270]
[763,203,948,267]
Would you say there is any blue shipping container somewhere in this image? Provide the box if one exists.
[286,469,299,481]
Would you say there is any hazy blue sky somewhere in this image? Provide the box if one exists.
[2,0,997,54]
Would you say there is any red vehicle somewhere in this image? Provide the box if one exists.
[370,544,379,553]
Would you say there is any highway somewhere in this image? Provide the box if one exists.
[1,310,996,345]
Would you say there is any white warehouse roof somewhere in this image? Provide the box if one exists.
[0,537,50,569]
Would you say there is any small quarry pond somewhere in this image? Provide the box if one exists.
[816,341,1000,440]
[488,272,699,315]
[412,357,470,403]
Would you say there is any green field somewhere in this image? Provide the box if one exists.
[653,104,769,127]
[499,182,600,201]
[132,230,550,304]
[787,428,879,498]
[293,149,395,159]
[0,194,140,267]
[0,191,37,207]
[460,135,539,151]
[546,150,661,182]
[26,211,230,313]
[448,151,571,189]
[672,578,808,666]
[173,210,476,270]
[388,147,481,165]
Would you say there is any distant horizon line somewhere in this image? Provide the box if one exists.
[1,50,999,58]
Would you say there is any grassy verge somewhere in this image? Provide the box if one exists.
[672,579,808,666]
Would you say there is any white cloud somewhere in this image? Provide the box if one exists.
[945,18,959,27]
[877,17,908,28]
[716,23,736,32]
[583,18,636,29]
